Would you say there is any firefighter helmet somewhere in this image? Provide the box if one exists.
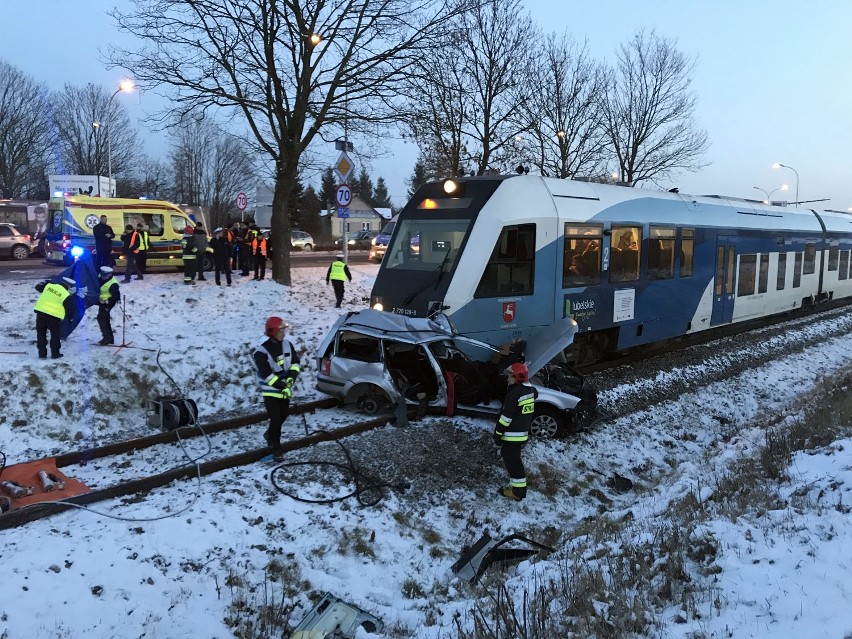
[264,316,288,336]
[506,362,529,383]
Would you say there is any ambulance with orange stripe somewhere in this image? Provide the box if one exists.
[43,196,211,270]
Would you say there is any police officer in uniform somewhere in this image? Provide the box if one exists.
[181,225,198,284]
[493,363,538,501]
[96,266,121,345]
[253,316,301,451]
[33,277,77,359]
[325,255,352,308]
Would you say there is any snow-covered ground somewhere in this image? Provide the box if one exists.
[1,260,851,638]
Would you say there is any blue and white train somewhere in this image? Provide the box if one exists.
[369,175,852,361]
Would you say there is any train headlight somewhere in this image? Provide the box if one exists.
[373,302,384,311]
[443,179,458,194]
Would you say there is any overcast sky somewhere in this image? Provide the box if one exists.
[2,0,850,209]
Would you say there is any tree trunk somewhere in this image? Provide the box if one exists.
[270,161,298,285]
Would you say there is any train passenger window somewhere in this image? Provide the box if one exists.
[758,254,769,294]
[793,252,803,288]
[803,242,816,275]
[715,247,725,295]
[474,224,535,298]
[828,243,839,271]
[648,226,675,280]
[680,228,694,278]
[610,226,641,283]
[777,253,787,290]
[839,251,849,281]
[737,255,757,297]
[336,331,381,362]
[562,224,602,287]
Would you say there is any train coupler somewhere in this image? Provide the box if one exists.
[1,480,34,499]
[38,470,66,492]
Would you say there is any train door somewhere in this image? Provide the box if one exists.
[711,235,736,326]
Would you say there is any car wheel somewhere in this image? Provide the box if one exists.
[12,245,29,260]
[302,243,313,252]
[529,405,565,439]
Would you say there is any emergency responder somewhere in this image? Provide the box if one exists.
[253,316,301,452]
[33,277,78,359]
[228,222,241,271]
[194,222,208,281]
[325,255,352,308]
[121,224,143,282]
[236,221,252,276]
[493,363,538,501]
[210,227,233,286]
[251,229,268,280]
[93,215,115,268]
[135,223,149,276]
[181,225,198,284]
[96,266,120,345]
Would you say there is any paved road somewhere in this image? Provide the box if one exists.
[0,251,374,281]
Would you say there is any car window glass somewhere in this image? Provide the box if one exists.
[0,226,12,237]
[336,331,381,362]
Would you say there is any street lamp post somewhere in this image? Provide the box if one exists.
[105,79,135,198]
[773,162,799,207]
[753,184,788,205]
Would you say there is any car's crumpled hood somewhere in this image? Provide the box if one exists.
[515,316,579,377]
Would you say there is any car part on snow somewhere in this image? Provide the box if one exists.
[38,470,65,492]
[290,591,383,639]
[147,397,199,430]
[451,531,554,583]
[1,480,34,499]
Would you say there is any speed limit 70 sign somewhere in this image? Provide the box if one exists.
[336,184,352,207]
[235,191,248,211]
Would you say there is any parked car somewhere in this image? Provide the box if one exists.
[291,230,314,251]
[316,310,600,438]
[0,223,34,260]
[369,216,397,262]
[335,230,378,250]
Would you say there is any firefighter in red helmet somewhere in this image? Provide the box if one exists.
[493,362,537,501]
[253,316,301,452]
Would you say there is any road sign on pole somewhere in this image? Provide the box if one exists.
[235,192,248,210]
[336,184,352,207]
[338,207,349,219]
[334,152,353,183]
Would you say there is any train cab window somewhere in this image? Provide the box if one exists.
[758,254,769,294]
[610,226,641,283]
[803,242,816,275]
[737,255,757,297]
[562,224,602,287]
[474,224,535,298]
[828,243,839,271]
[336,331,381,362]
[793,252,803,288]
[840,250,849,281]
[777,253,787,290]
[647,226,675,280]
[680,228,694,278]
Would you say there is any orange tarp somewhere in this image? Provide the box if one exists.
[1,458,91,510]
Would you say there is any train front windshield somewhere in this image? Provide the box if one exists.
[384,218,472,271]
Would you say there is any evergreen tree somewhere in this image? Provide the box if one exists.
[300,185,323,237]
[407,158,430,199]
[373,177,393,208]
[289,178,305,229]
[319,167,336,213]
[352,168,374,206]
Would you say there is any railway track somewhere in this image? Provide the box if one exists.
[0,398,405,531]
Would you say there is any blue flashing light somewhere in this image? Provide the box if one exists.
[70,246,85,258]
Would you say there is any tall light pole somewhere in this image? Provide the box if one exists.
[105,79,135,197]
[753,184,788,205]
[772,162,799,207]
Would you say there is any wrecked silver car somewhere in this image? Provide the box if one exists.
[315,310,598,437]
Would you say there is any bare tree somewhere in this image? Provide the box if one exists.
[48,83,140,191]
[109,0,469,284]
[169,118,256,230]
[601,29,709,186]
[0,60,51,198]
[518,33,609,179]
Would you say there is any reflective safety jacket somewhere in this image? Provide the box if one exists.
[34,283,71,319]
[137,230,149,251]
[181,234,198,260]
[251,234,267,257]
[326,259,352,283]
[494,382,538,443]
[253,337,301,399]
[99,276,120,307]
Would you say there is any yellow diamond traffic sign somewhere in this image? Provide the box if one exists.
[334,151,353,183]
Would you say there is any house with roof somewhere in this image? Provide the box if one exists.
[322,194,392,241]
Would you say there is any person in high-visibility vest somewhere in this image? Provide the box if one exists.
[253,316,301,453]
[325,255,352,308]
[121,225,143,282]
[493,363,538,501]
[96,266,121,345]
[33,277,77,359]
[251,230,267,280]
[135,223,149,276]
